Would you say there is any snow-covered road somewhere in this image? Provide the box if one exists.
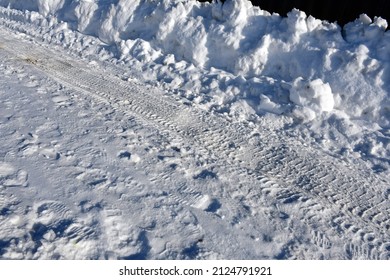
[1,0,390,260]
[1,24,389,260]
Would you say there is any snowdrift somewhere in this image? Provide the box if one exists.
[1,0,389,122]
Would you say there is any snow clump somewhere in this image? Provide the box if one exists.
[289,78,334,120]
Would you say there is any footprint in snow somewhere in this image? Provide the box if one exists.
[0,162,28,188]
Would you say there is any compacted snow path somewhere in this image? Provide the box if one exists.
[1,25,389,260]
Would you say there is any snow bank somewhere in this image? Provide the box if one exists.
[2,0,387,123]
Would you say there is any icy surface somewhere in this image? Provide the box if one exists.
[0,0,389,259]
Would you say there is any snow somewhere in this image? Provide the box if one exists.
[289,78,334,121]
[8,0,384,130]
[0,0,389,260]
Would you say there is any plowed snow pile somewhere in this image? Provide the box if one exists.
[0,0,389,260]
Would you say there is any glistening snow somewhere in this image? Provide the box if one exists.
[0,0,389,260]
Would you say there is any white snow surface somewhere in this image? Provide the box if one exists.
[289,78,335,120]
[0,0,389,259]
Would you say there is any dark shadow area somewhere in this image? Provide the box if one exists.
[0,207,10,216]
[193,169,218,180]
[30,219,74,242]
[0,239,10,256]
[205,198,221,212]
[28,219,73,254]
[182,242,201,259]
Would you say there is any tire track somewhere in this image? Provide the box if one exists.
[1,29,389,259]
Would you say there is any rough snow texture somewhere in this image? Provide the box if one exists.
[0,0,389,260]
[290,78,335,121]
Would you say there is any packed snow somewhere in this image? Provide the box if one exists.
[0,0,389,260]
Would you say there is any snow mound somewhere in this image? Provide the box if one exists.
[0,0,386,123]
[290,78,334,120]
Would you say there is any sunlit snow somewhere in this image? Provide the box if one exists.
[0,0,389,260]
